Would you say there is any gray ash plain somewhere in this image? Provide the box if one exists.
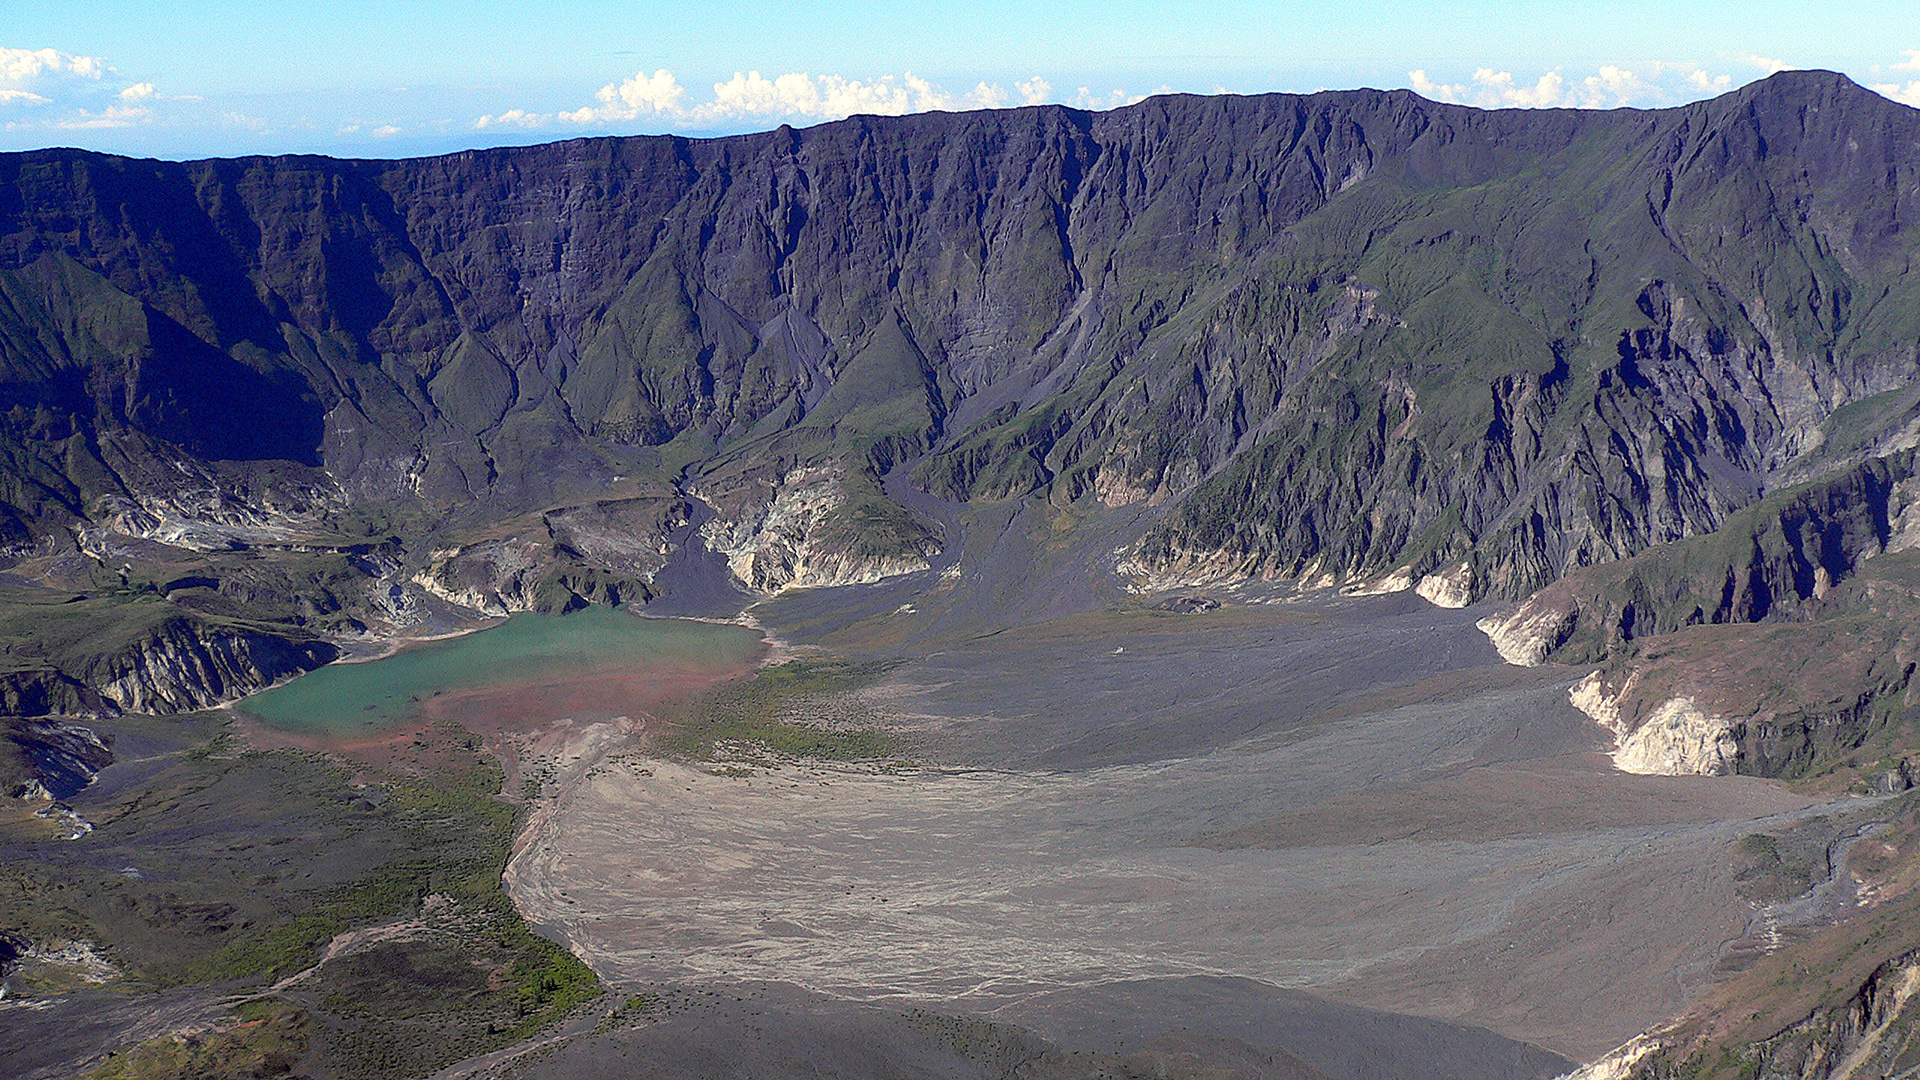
[493,529,1863,1074]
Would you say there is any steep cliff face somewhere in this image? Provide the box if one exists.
[2,717,110,799]
[411,494,679,614]
[0,590,338,719]
[1475,451,1920,779]
[2,72,1919,711]
[1478,451,1920,667]
[1568,675,1742,776]
[696,463,941,592]
[2,71,1917,612]
[1560,609,1920,780]
[62,614,335,714]
[1732,953,1920,1078]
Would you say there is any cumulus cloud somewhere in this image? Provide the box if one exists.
[700,70,967,121]
[0,46,182,130]
[1687,69,1735,95]
[487,68,1144,133]
[970,82,1011,110]
[1069,85,1161,110]
[1405,52,1920,113]
[1,46,105,111]
[1870,48,1920,106]
[1871,79,1920,107]
[559,67,686,123]
[475,108,544,130]
[0,46,106,85]
[1410,62,1752,110]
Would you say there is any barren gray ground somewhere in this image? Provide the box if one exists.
[507,590,1858,1063]
[440,975,1572,1080]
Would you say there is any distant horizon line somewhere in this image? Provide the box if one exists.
[2,67,1892,166]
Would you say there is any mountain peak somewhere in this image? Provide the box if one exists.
[1726,66,1902,113]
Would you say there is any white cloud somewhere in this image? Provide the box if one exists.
[1410,70,1461,102]
[1879,49,1920,102]
[1411,63,1750,110]
[971,82,1009,110]
[1871,80,1920,107]
[1687,69,1734,94]
[0,46,107,86]
[0,47,183,130]
[1484,68,1566,107]
[696,70,959,122]
[522,67,1139,132]
[1068,85,1159,110]
[1581,65,1650,104]
[560,67,686,123]
[475,108,546,130]
[1411,67,1571,108]
[1412,52,1920,113]
[372,124,402,138]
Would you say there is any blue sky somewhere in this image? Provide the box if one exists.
[4,1,1919,159]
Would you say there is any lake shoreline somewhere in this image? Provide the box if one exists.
[231,607,769,743]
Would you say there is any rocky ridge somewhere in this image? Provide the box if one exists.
[696,464,941,592]
[0,73,1917,768]
[0,73,1915,625]
[1474,450,1920,778]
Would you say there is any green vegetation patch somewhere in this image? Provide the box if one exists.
[1730,832,1817,904]
[812,469,940,562]
[80,998,312,1080]
[313,932,597,1077]
[660,657,904,762]
[592,991,662,1033]
[4,716,598,1080]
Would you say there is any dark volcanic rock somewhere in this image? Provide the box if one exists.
[2,73,1917,582]
[3,71,1920,709]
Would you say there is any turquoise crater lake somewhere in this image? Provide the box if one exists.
[236,608,766,739]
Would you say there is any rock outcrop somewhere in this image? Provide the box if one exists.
[4,71,1920,712]
[79,616,338,714]
[697,464,940,593]
[1,72,1917,615]
[1476,452,1919,667]
[2,718,111,800]
[1477,449,1920,780]
[1568,673,1740,776]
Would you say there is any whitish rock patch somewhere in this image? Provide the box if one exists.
[1569,673,1739,776]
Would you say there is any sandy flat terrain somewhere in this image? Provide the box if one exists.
[505,599,1850,1061]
